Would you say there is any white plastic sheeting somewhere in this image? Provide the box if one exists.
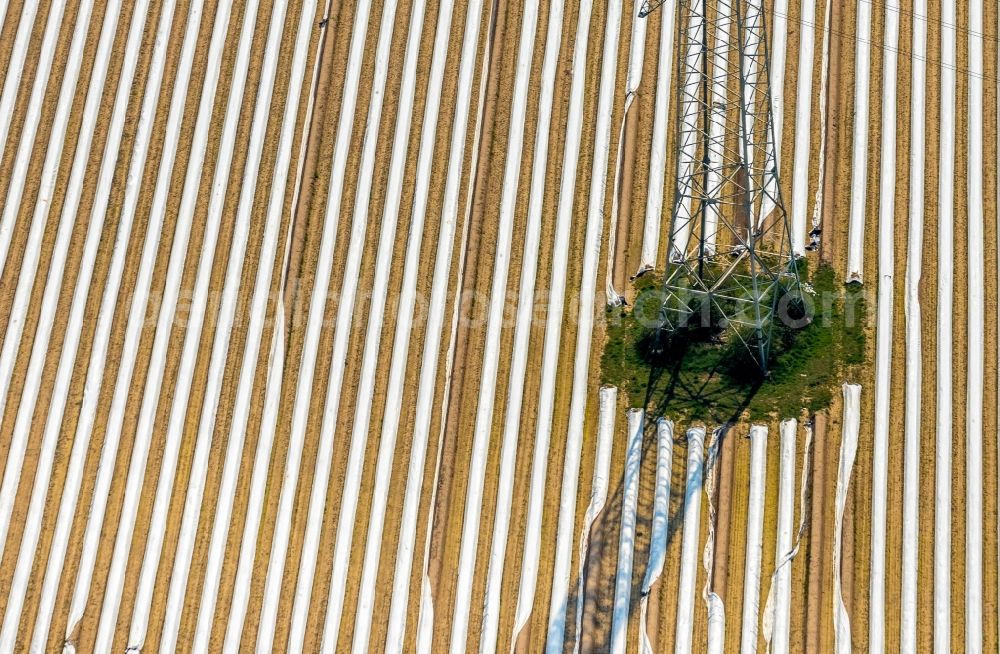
[187,0,320,648]
[869,4,899,648]
[703,428,725,654]
[222,0,373,647]
[762,420,798,654]
[740,425,768,654]
[606,2,644,305]
[674,426,705,654]
[385,0,487,644]
[739,0,764,229]
[610,410,645,653]
[416,1,497,636]
[835,384,862,654]
[669,5,706,261]
[153,0,313,650]
[935,4,956,649]
[789,0,816,254]
[639,419,673,653]
[0,0,88,425]
[845,0,872,283]
[61,0,194,646]
[563,386,616,653]
[900,2,926,647]
[966,1,985,648]
[479,1,565,650]
[639,0,676,272]
[0,0,125,645]
[518,0,604,642]
[0,0,39,173]
[544,0,596,654]
[449,0,540,648]
[311,0,422,648]
[702,0,731,253]
[810,0,833,233]
[0,0,59,276]
[96,0,263,644]
[345,0,442,648]
[25,0,159,644]
[768,0,788,152]
[279,0,401,649]
[312,0,407,641]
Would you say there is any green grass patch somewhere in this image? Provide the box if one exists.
[600,263,868,422]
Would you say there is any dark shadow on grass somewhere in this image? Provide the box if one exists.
[634,326,765,425]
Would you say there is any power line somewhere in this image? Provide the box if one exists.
[640,0,999,82]
[860,0,997,45]
[774,7,999,84]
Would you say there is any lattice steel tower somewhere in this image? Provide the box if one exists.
[643,0,801,373]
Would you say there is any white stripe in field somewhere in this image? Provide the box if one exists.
[810,0,833,232]
[480,0,565,648]
[276,0,401,649]
[674,426,705,654]
[935,3,956,650]
[603,0,629,306]
[0,0,113,643]
[308,0,403,641]
[610,409,644,654]
[448,1,540,648]
[374,0,471,643]
[869,1,899,648]
[703,428,725,654]
[606,2,644,305]
[241,0,373,641]
[669,3,705,262]
[740,425,768,654]
[562,386,616,653]
[219,316,289,650]
[187,2,319,650]
[759,0,787,223]
[0,0,82,505]
[384,0,487,645]
[0,0,71,550]
[740,0,764,229]
[704,0,731,252]
[415,0,497,643]
[0,0,67,284]
[0,0,80,424]
[789,0,816,254]
[845,0,872,283]
[966,0,984,649]
[762,419,797,654]
[99,0,261,644]
[526,0,619,641]
[769,0,788,153]
[542,3,601,647]
[0,0,24,86]
[26,0,156,644]
[344,0,431,648]
[0,0,40,123]
[835,384,862,654]
[640,418,673,654]
[639,0,675,272]
[61,0,190,645]
[900,3,926,647]
[153,1,310,650]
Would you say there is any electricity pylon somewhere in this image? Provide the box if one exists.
[650,0,801,373]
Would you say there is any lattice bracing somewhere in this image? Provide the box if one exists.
[655,0,801,373]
